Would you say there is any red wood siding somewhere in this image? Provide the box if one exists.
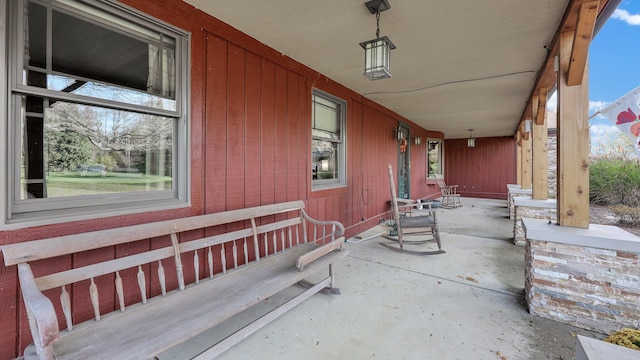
[0,0,445,358]
[445,137,517,199]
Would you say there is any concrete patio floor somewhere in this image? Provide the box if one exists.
[161,197,604,360]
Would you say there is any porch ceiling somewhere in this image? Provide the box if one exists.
[184,0,583,139]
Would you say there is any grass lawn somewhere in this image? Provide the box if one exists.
[45,172,172,197]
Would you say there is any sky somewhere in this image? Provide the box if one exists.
[585,0,640,153]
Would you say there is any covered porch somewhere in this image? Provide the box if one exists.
[2,0,636,358]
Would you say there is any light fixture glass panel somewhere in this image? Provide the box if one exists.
[360,36,395,80]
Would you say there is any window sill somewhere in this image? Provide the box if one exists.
[2,198,190,231]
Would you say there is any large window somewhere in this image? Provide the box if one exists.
[6,0,189,223]
[311,90,346,189]
[428,139,443,178]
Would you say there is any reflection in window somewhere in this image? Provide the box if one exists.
[9,0,188,220]
[20,98,173,200]
[428,140,443,178]
[312,91,346,188]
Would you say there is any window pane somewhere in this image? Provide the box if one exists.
[46,74,177,111]
[312,98,339,134]
[26,2,47,69]
[19,97,173,200]
[312,140,339,181]
[51,7,176,98]
[23,0,177,105]
[311,90,345,188]
[428,140,441,178]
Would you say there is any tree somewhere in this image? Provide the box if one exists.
[95,152,117,171]
[48,129,92,171]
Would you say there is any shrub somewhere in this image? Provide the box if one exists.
[610,205,640,227]
[604,328,640,351]
[590,158,640,207]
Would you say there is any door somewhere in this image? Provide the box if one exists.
[397,124,410,199]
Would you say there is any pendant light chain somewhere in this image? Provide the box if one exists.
[376,11,381,38]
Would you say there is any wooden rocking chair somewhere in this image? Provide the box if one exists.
[382,165,444,255]
[435,174,462,208]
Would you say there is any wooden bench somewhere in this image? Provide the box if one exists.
[1,201,346,360]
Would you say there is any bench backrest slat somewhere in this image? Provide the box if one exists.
[178,228,254,254]
[35,247,175,291]
[256,217,302,235]
[1,201,305,266]
[29,211,307,291]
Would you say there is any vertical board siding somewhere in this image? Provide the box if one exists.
[0,260,16,360]
[260,60,276,207]
[245,52,262,209]
[286,72,300,203]
[204,33,228,214]
[445,137,516,199]
[226,43,247,211]
[274,66,289,207]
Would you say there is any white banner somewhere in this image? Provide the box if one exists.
[599,85,640,153]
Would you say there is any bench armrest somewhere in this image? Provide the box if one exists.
[18,263,59,359]
[296,238,344,271]
[300,210,345,239]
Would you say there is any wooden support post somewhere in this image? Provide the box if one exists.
[532,92,549,200]
[516,133,522,186]
[557,31,590,228]
[521,130,532,190]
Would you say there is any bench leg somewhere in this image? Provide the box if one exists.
[297,264,341,295]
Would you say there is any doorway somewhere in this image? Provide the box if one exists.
[397,124,410,199]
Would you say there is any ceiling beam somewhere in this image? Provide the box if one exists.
[516,0,608,135]
[536,89,548,125]
[567,1,599,86]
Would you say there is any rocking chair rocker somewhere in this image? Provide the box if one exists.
[382,165,444,255]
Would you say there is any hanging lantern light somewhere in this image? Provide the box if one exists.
[360,0,395,80]
[467,129,476,148]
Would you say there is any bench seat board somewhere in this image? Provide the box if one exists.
[46,243,341,360]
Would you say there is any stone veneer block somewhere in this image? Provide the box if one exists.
[512,197,556,246]
[507,188,532,219]
[523,218,640,334]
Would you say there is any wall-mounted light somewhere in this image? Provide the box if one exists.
[360,0,395,80]
[467,128,475,148]
[524,119,533,133]
[413,136,422,145]
[394,126,406,140]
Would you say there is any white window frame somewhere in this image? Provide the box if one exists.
[2,0,190,228]
[311,89,346,190]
